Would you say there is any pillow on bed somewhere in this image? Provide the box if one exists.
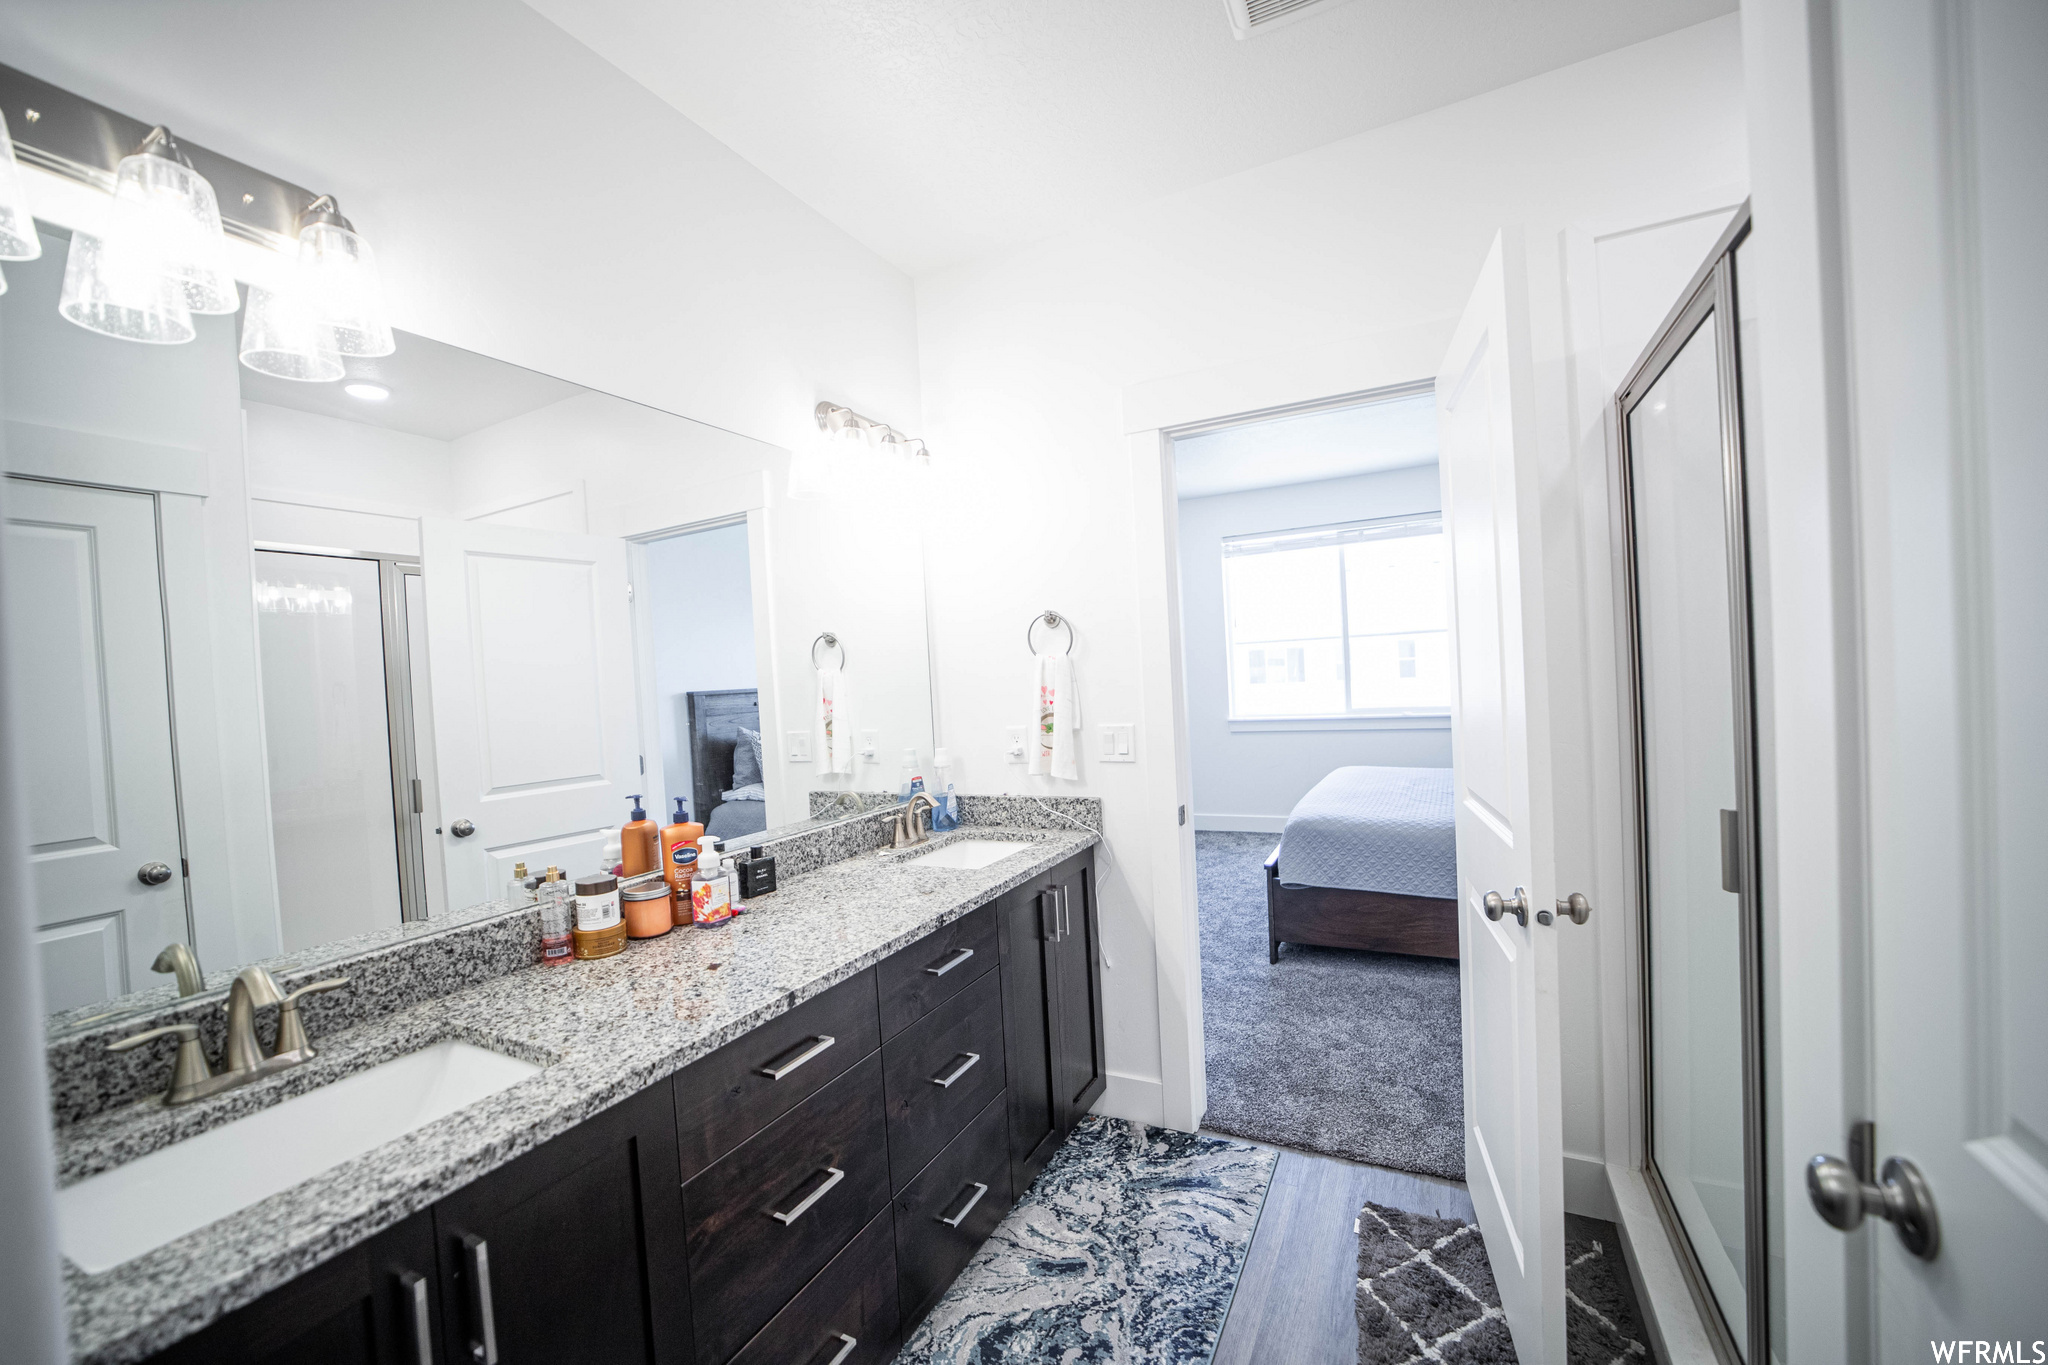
[732,726,764,788]
[721,782,767,802]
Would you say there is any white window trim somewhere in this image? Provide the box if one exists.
[1221,511,1447,723]
[1228,713,1450,733]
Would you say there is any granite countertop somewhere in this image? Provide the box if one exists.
[59,824,1097,1365]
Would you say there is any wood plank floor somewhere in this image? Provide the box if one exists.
[1210,1139,1474,1365]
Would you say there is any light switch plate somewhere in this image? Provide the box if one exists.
[787,731,812,762]
[1005,727,1026,763]
[1099,723,1136,762]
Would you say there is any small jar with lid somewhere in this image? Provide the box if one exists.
[621,879,674,939]
[572,874,627,959]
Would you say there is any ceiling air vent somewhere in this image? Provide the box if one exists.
[1225,0,1359,39]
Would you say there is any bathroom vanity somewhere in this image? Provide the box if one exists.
[58,823,1101,1365]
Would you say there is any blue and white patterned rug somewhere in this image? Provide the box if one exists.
[894,1116,1278,1364]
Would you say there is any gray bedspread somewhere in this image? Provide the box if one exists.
[1275,765,1456,898]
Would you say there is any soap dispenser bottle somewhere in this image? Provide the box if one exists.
[690,834,732,927]
[621,794,658,875]
[660,798,704,901]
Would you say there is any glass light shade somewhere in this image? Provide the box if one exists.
[57,229,195,345]
[109,150,237,314]
[0,109,41,262]
[239,281,343,382]
[298,220,393,357]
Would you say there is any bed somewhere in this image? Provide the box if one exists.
[1266,765,1459,962]
[686,689,767,841]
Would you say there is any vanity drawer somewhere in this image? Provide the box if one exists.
[875,901,999,1040]
[727,1204,899,1365]
[892,1090,1014,1332]
[683,1051,890,1365]
[882,965,1007,1191]
[675,966,880,1182]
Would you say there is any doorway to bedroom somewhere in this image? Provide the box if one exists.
[633,518,770,843]
[1171,385,1468,1186]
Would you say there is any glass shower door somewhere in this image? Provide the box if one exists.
[1618,214,1766,1362]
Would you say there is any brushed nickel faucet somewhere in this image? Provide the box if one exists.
[150,943,204,997]
[107,967,353,1107]
[894,792,938,849]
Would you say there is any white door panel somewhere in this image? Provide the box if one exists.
[5,477,189,1010]
[421,519,638,907]
[1440,232,1565,1362]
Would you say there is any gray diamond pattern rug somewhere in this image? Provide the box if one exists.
[1356,1202,1653,1364]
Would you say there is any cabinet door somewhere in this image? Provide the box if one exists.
[150,1210,440,1365]
[1048,856,1108,1131]
[997,877,1059,1197]
[434,1079,691,1365]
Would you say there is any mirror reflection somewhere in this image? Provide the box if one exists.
[2,224,937,1029]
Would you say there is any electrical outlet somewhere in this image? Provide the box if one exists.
[859,729,878,761]
[787,731,812,762]
[1005,727,1026,763]
[1099,723,1135,762]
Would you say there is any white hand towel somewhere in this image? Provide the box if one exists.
[1028,652,1081,781]
[815,664,855,775]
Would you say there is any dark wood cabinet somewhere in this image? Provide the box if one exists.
[874,901,999,1040]
[726,1207,899,1365]
[151,1209,440,1365]
[998,848,1102,1198]
[881,966,1008,1190]
[892,1091,1014,1331]
[433,1079,692,1365]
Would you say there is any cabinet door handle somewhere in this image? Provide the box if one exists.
[770,1166,846,1225]
[931,1051,982,1088]
[397,1270,432,1365]
[819,1333,859,1365]
[462,1234,499,1365]
[936,1180,989,1228]
[757,1034,836,1080]
[1060,886,1071,939]
[924,945,974,977]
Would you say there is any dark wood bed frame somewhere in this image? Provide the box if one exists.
[1264,845,1459,962]
[684,688,759,825]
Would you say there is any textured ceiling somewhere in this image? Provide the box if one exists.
[526,0,1735,275]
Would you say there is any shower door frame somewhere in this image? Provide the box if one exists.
[1610,204,1768,1365]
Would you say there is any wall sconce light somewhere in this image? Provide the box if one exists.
[0,109,41,262]
[295,195,392,358]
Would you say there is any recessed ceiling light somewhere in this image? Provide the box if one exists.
[344,382,390,402]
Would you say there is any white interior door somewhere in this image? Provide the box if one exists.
[4,476,189,1011]
[420,518,639,908]
[1832,0,2048,1348]
[1438,232,1566,1362]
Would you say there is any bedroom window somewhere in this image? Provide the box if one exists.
[1221,513,1448,720]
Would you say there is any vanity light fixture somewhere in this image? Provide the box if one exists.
[343,381,390,401]
[239,277,342,382]
[295,195,393,358]
[790,402,931,502]
[0,108,41,261]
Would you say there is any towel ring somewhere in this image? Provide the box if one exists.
[811,632,846,668]
[1026,611,1074,656]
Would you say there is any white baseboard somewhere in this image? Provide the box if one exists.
[1607,1163,1724,1365]
[1192,813,1287,834]
[1563,1152,1619,1221]
[1093,1070,1167,1127]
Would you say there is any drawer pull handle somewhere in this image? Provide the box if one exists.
[397,1269,432,1365]
[770,1166,846,1225]
[937,1180,989,1229]
[462,1234,499,1365]
[758,1034,836,1080]
[924,946,974,977]
[821,1332,858,1365]
[931,1051,982,1089]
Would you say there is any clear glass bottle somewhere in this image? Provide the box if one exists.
[507,861,536,907]
[537,867,573,965]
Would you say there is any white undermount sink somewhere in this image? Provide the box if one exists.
[57,1039,540,1274]
[907,838,1036,870]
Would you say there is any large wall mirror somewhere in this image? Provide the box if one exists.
[2,222,938,1031]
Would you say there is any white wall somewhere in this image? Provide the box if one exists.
[1177,465,1450,833]
[243,401,458,556]
[916,16,1748,1141]
[644,523,757,816]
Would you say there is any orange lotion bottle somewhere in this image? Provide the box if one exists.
[660,799,705,908]
[621,794,659,876]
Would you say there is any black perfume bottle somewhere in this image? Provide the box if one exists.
[738,846,777,898]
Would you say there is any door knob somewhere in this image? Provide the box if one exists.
[1539,892,1592,926]
[137,861,174,886]
[1806,1149,1940,1260]
[450,819,476,838]
[1482,888,1529,927]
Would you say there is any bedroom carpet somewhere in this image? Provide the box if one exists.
[1355,1203,1652,1364]
[1197,830,1466,1181]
